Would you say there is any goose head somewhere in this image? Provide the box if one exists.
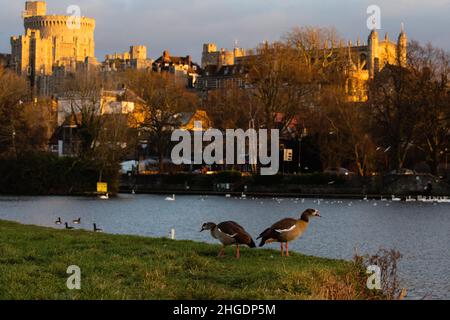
[200,222,217,232]
[300,208,321,222]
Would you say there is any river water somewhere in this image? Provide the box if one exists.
[0,194,449,300]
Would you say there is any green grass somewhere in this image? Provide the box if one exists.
[0,220,378,300]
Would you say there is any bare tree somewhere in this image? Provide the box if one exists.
[57,69,107,158]
[0,66,38,157]
[125,71,197,173]
[408,41,450,174]
[203,87,254,130]
[368,63,423,171]
[244,27,343,130]
[320,86,376,176]
[369,41,450,173]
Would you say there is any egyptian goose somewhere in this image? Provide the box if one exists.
[65,222,74,230]
[257,208,321,256]
[200,221,256,258]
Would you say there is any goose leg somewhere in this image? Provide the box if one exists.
[286,242,289,257]
[218,246,225,257]
[280,243,284,257]
[236,244,240,259]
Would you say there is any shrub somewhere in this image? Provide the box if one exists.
[354,248,405,300]
[0,151,120,195]
[214,170,242,183]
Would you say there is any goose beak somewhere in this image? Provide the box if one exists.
[315,210,321,217]
[200,227,205,232]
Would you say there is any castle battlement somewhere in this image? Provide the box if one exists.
[24,15,96,27]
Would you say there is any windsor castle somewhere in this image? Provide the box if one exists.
[4,1,407,101]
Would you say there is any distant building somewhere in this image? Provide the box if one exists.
[54,89,145,127]
[103,45,153,71]
[175,110,212,131]
[201,43,245,69]
[196,64,246,91]
[153,50,200,88]
[340,29,407,102]
[50,89,144,156]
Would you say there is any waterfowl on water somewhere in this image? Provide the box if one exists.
[165,194,176,201]
[72,218,81,224]
[257,208,321,257]
[65,222,74,230]
[55,217,62,225]
[93,223,103,233]
[200,221,256,259]
[100,193,109,200]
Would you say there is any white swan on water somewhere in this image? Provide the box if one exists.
[165,194,176,201]
[100,193,109,200]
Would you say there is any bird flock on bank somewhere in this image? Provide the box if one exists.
[55,217,103,233]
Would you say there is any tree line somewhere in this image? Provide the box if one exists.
[0,26,449,180]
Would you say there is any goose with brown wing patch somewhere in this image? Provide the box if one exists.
[200,221,256,258]
[257,208,321,256]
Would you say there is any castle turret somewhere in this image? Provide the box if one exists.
[24,1,47,17]
[201,43,217,68]
[397,25,407,67]
[130,45,147,60]
[368,30,379,78]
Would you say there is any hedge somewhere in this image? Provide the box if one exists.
[0,152,119,195]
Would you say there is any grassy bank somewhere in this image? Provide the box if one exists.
[0,220,380,300]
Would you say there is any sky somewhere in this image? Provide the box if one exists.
[1,0,449,62]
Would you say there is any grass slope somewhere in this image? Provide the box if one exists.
[0,220,376,300]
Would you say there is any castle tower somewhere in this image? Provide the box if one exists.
[23,1,47,17]
[10,1,96,95]
[368,30,379,78]
[203,43,217,54]
[397,25,407,67]
[201,43,217,68]
[233,47,245,59]
[130,45,147,60]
